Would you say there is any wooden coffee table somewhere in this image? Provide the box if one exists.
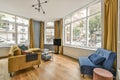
[93,68,113,80]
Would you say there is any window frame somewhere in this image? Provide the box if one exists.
[0,12,29,47]
[63,0,102,50]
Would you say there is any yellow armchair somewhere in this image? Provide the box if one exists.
[8,45,41,76]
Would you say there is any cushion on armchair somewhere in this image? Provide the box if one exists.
[13,47,21,56]
[18,44,28,51]
[9,45,21,56]
[103,52,116,70]
[78,48,117,76]
[88,53,106,65]
[96,48,116,70]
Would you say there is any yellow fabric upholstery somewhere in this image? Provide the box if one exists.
[8,45,41,73]
[25,48,40,53]
[8,45,18,56]
[8,53,41,73]
[13,47,21,56]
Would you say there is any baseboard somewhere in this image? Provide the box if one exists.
[63,54,78,60]
[0,56,8,59]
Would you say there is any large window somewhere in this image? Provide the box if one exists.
[0,12,29,47]
[64,1,101,49]
[65,24,70,44]
[45,22,54,44]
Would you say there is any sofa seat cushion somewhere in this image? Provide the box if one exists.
[79,57,103,75]
[79,57,95,67]
[88,53,106,65]
[79,57,95,74]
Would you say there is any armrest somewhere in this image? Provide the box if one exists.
[25,48,40,52]
[8,53,41,73]
[8,55,26,72]
[8,47,14,57]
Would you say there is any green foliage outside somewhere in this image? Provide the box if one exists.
[89,14,101,34]
[73,20,84,37]
[73,14,101,36]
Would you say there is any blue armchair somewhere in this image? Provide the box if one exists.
[78,48,116,76]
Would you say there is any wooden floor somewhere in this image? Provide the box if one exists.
[0,54,92,80]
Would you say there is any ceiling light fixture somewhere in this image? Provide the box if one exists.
[32,0,47,14]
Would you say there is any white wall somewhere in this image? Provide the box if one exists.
[63,46,95,59]
[0,47,10,57]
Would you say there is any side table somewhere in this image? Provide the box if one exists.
[41,49,54,61]
[93,68,113,80]
[48,51,54,60]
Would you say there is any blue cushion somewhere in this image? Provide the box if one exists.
[88,53,106,65]
[103,52,116,70]
[96,48,102,54]
[97,48,111,59]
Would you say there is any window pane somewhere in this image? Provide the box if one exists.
[65,17,71,24]
[0,33,16,47]
[71,19,86,47]
[0,12,16,47]
[0,12,15,22]
[65,25,70,44]
[16,17,28,25]
[45,22,54,44]
[47,22,54,26]
[17,25,28,44]
[88,2,101,16]
[88,14,101,47]
[72,9,86,21]
[46,29,54,44]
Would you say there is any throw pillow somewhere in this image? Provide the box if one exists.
[14,47,21,56]
[88,53,106,65]
[19,44,28,51]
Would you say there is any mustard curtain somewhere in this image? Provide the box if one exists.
[54,21,59,53]
[29,19,35,48]
[103,0,118,52]
[59,19,63,55]
[54,19,63,54]
[40,21,44,49]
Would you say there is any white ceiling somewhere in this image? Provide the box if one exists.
[0,0,94,21]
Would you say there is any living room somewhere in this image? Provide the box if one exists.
[0,0,120,80]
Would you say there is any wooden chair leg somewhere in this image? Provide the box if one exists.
[38,64,39,67]
[83,74,84,78]
[10,72,14,77]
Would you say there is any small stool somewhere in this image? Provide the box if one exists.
[93,68,113,80]
[41,53,51,61]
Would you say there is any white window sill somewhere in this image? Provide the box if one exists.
[63,45,97,51]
